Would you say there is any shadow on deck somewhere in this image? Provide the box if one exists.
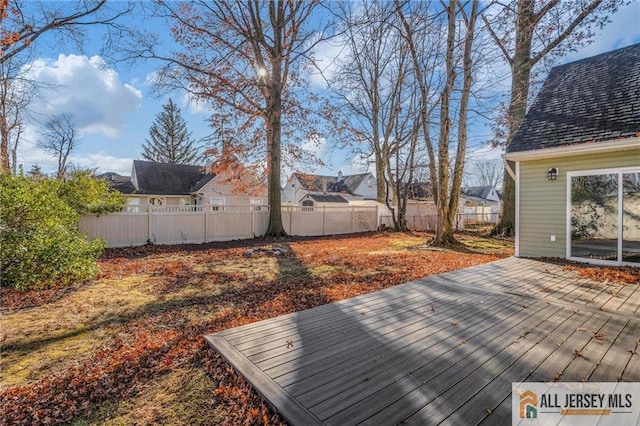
[206,257,640,425]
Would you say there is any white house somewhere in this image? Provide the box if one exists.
[282,171,377,207]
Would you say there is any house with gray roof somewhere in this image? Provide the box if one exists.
[463,186,500,205]
[282,171,377,207]
[102,160,267,210]
[505,43,640,265]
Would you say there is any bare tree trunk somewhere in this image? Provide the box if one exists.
[445,0,478,243]
[264,5,286,238]
[493,0,534,236]
[1,74,11,173]
[433,0,457,245]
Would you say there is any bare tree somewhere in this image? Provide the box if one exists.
[130,1,329,238]
[396,0,480,245]
[329,1,426,231]
[38,113,78,179]
[0,56,36,175]
[0,0,133,173]
[483,0,623,236]
[330,1,406,205]
[474,159,503,188]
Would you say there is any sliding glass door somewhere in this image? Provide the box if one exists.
[569,168,640,265]
[622,173,640,263]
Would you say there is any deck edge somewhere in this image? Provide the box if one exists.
[205,334,324,426]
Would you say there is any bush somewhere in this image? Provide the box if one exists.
[0,173,122,290]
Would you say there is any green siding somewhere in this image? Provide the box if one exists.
[518,149,640,259]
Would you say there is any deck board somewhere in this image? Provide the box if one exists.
[205,257,640,425]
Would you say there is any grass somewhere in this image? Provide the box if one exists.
[1,232,513,425]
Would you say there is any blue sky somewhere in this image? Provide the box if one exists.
[15,1,640,181]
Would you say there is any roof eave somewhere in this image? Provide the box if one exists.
[504,137,640,162]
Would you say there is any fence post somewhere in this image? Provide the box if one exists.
[351,207,354,233]
[147,205,151,243]
[251,207,254,237]
[323,206,326,235]
[203,206,207,243]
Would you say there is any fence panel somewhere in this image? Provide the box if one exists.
[289,210,325,236]
[80,205,380,247]
[324,210,353,234]
[206,211,266,241]
[149,212,205,245]
[380,212,499,232]
[79,213,149,247]
[353,209,377,233]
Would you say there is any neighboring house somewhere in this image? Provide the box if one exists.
[505,43,640,266]
[100,160,267,210]
[462,186,500,204]
[282,171,377,207]
[462,186,501,223]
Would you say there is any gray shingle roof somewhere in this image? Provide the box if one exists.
[307,194,349,203]
[191,173,217,193]
[132,160,206,195]
[508,43,640,154]
[97,172,137,194]
[464,186,495,200]
[294,172,372,194]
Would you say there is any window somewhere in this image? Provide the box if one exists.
[210,197,225,211]
[368,178,374,188]
[125,197,140,212]
[149,197,165,206]
[301,199,314,211]
[179,198,190,206]
[568,167,640,265]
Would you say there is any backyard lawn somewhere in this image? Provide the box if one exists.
[2,232,516,425]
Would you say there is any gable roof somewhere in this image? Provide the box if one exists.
[293,172,372,194]
[132,160,206,195]
[98,172,138,194]
[508,43,640,154]
[190,173,217,193]
[464,186,496,200]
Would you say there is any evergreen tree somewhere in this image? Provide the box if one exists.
[141,98,199,164]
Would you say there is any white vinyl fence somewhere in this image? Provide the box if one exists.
[79,205,380,247]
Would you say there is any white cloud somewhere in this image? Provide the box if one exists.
[69,153,133,175]
[309,37,349,88]
[301,136,327,157]
[467,144,503,162]
[25,54,142,138]
[181,92,210,115]
[16,131,133,176]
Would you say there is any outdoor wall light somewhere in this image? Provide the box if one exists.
[548,167,558,180]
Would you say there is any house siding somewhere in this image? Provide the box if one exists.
[352,173,377,199]
[519,149,640,259]
[282,176,303,204]
[197,173,267,207]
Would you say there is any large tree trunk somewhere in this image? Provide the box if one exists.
[433,0,457,245]
[444,0,478,243]
[264,70,286,238]
[493,0,534,236]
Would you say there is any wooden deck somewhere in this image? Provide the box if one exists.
[205,257,640,425]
